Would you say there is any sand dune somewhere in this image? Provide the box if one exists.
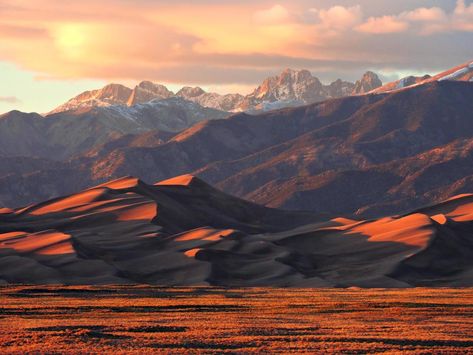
[0,175,472,286]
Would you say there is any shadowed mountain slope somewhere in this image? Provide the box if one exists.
[0,98,227,160]
[373,60,473,93]
[84,81,473,217]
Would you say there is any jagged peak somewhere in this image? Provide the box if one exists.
[272,68,315,83]
[177,86,206,98]
[136,80,173,93]
[352,71,382,94]
[86,83,132,100]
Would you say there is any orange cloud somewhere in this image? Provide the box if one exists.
[402,7,447,22]
[0,96,20,104]
[356,16,409,34]
[453,0,473,31]
[253,5,293,25]
[314,5,362,31]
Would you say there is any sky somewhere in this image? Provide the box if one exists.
[0,0,472,113]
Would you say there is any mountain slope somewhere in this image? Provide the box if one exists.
[373,60,473,93]
[0,175,472,286]
[49,84,133,114]
[177,87,245,112]
[127,81,174,106]
[78,81,472,217]
[0,98,228,160]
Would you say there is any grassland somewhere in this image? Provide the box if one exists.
[1,286,472,353]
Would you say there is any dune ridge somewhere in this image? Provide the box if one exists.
[0,175,472,286]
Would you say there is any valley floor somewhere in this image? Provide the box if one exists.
[1,286,472,353]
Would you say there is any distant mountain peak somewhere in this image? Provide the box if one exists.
[248,68,323,104]
[127,81,174,106]
[280,68,313,80]
[49,83,132,114]
[177,86,207,98]
[352,71,382,94]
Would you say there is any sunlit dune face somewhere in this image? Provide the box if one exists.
[23,184,156,222]
[438,197,473,222]
[175,228,235,242]
[184,248,201,258]
[38,241,75,255]
[0,231,74,256]
[114,201,157,221]
[349,214,434,248]
[331,217,361,227]
[431,214,447,225]
[96,176,140,190]
[27,189,107,215]
[0,231,26,241]
[156,174,195,186]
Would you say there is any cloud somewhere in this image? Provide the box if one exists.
[356,1,473,35]
[453,0,473,31]
[402,7,447,22]
[0,96,21,104]
[253,5,293,25]
[313,5,362,30]
[356,15,409,34]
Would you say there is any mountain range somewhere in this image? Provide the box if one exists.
[50,68,383,114]
[47,61,472,116]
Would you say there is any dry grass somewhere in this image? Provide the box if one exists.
[1,286,473,353]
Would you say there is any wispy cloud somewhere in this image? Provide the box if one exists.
[0,96,21,104]
[355,0,473,35]
[356,15,409,34]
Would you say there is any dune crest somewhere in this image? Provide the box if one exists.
[94,176,141,190]
[155,174,197,186]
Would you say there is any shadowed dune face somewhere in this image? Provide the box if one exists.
[0,175,472,286]
[415,194,473,222]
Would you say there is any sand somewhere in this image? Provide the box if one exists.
[0,174,472,286]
